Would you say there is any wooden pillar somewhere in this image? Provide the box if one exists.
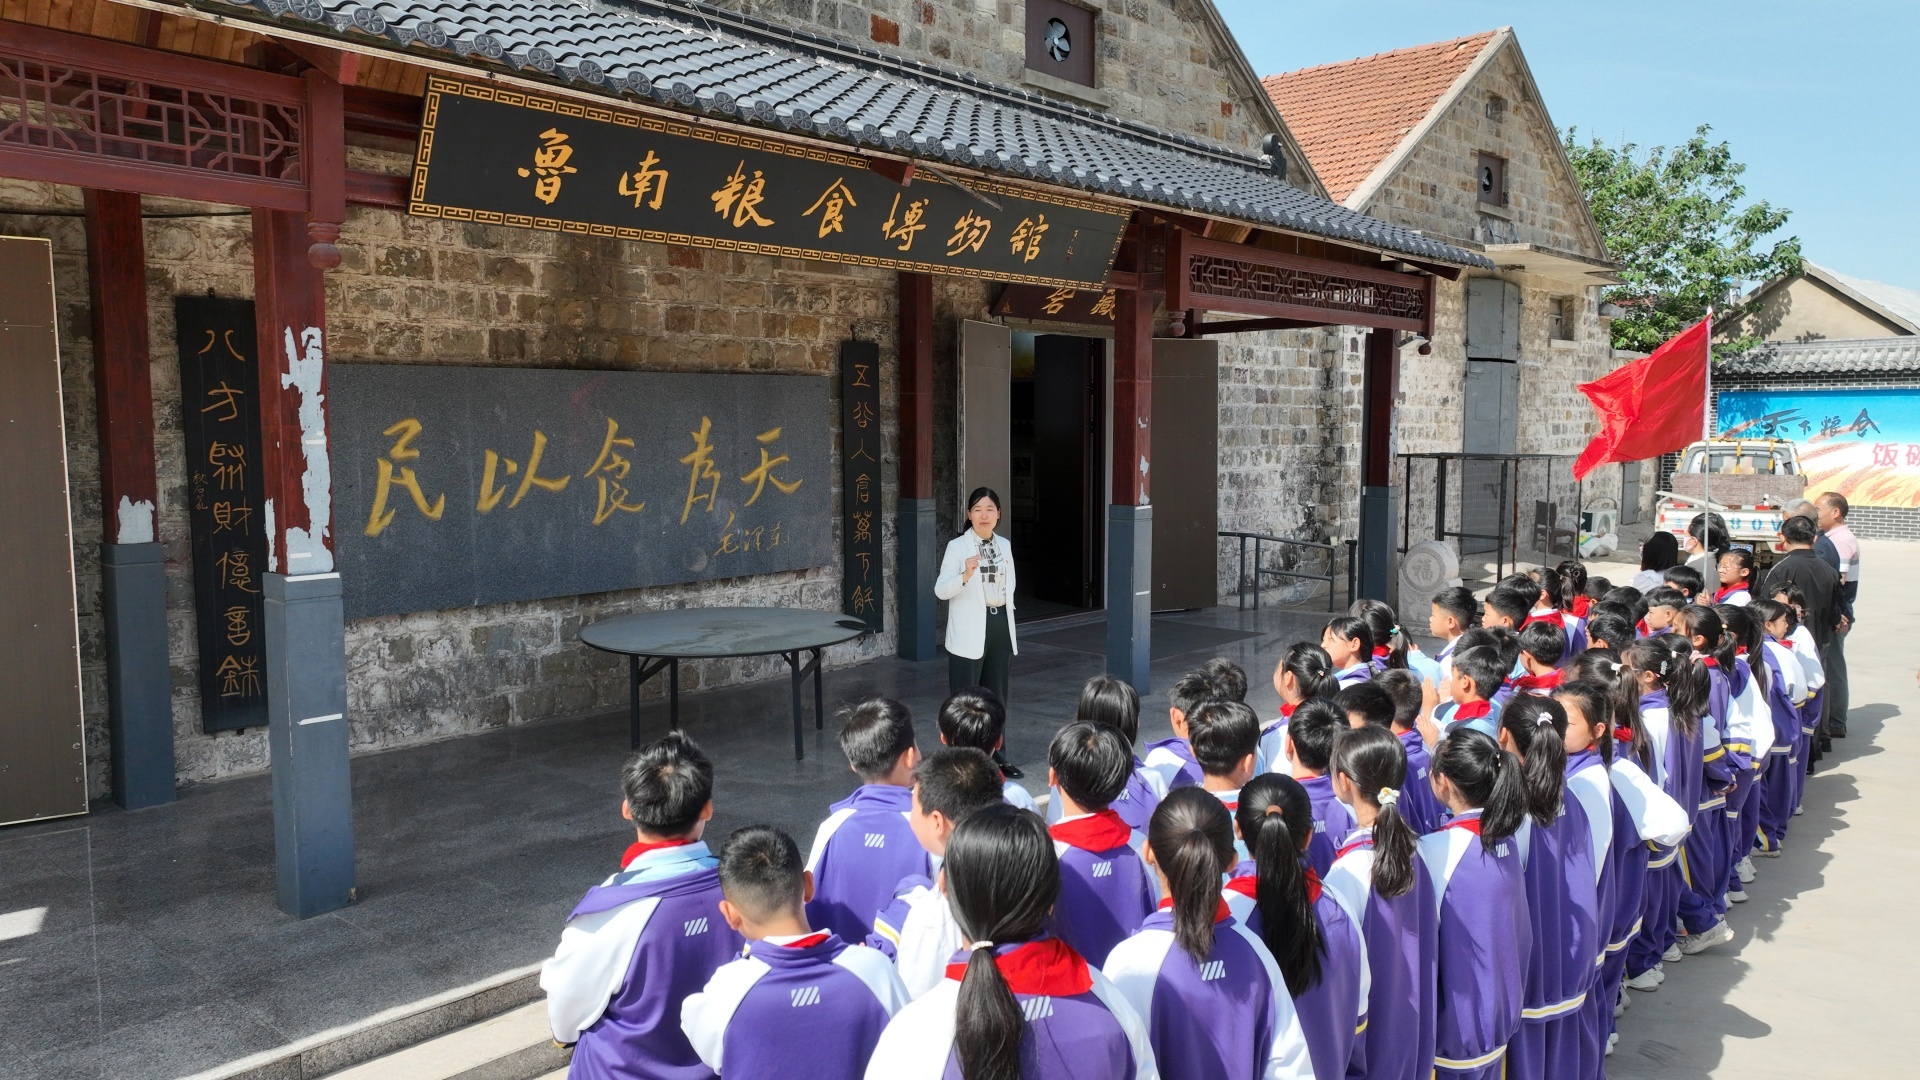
[254,200,353,917]
[84,189,175,809]
[1357,326,1401,601]
[896,271,939,660]
[1106,287,1154,689]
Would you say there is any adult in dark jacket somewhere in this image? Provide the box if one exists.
[1763,515,1843,762]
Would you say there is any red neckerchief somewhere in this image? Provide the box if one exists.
[1714,582,1749,603]
[1524,609,1566,629]
[1701,656,1719,668]
[1635,618,1652,638]
[1371,645,1391,659]
[944,939,1093,995]
[1157,895,1233,922]
[622,837,696,868]
[1735,645,1749,657]
[1049,809,1134,852]
[1614,726,1635,746]
[777,931,832,949]
[1515,670,1563,693]
[1335,834,1374,860]
[1443,815,1483,835]
[1453,699,1493,720]
[1279,701,1298,720]
[1571,595,1592,618]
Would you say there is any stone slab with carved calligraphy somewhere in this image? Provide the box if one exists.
[330,364,833,620]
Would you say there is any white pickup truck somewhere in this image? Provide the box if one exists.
[1655,439,1806,569]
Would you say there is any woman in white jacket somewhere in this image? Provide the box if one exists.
[937,488,1018,724]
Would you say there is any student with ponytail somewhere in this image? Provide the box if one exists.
[1714,604,1776,906]
[1557,559,1592,619]
[1497,696,1599,1080]
[1261,642,1339,774]
[864,806,1156,1080]
[1228,774,1369,1080]
[1419,729,1531,1079]
[1324,725,1438,1080]
[1748,599,1808,860]
[1768,583,1825,823]
[1527,566,1590,657]
[1352,598,1411,674]
[1619,636,1711,993]
[1554,684,1617,1075]
[1104,789,1314,1079]
[1322,616,1377,688]
[1674,609,1738,952]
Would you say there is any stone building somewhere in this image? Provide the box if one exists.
[1265,28,1656,576]
[0,0,1487,912]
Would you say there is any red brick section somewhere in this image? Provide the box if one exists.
[1262,30,1498,204]
[871,14,900,45]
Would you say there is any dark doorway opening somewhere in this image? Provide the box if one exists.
[1010,333,1103,621]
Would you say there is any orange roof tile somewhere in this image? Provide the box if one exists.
[1263,30,1501,205]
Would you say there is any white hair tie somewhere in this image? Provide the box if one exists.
[1377,787,1400,809]
[968,940,996,952]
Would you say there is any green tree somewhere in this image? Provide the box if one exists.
[1564,124,1801,353]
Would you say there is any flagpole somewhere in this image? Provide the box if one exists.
[1702,309,1713,519]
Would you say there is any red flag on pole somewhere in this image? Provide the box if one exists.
[1571,319,1710,480]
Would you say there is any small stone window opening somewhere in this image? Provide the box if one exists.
[1549,296,1574,341]
[1477,153,1508,207]
[1486,94,1508,122]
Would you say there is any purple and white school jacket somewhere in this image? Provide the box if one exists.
[543,841,745,1080]
[1419,811,1529,1077]
[1142,736,1203,790]
[867,874,965,1000]
[1049,756,1169,832]
[1395,728,1446,835]
[1226,866,1370,1080]
[1600,755,1691,955]
[806,785,931,944]
[1514,777,1600,1032]
[1724,655,1777,765]
[1256,703,1299,776]
[1050,810,1159,967]
[863,938,1159,1080]
[1103,901,1314,1079]
[681,932,909,1079]
[1298,773,1356,878]
[1324,827,1439,1080]
[1334,663,1373,689]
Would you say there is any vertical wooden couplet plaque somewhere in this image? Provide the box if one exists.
[840,340,884,631]
[176,296,270,733]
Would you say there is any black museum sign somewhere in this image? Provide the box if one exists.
[411,78,1132,289]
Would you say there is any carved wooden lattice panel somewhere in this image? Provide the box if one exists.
[1187,254,1428,327]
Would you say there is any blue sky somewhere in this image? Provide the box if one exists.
[1214,0,1919,290]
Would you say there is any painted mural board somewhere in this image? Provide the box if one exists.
[1717,387,1920,509]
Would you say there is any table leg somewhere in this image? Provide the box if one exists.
[814,647,824,730]
[787,651,804,760]
[628,655,640,749]
[669,658,680,731]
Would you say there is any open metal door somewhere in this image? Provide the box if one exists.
[1151,338,1219,610]
[959,320,1012,520]
[0,237,88,825]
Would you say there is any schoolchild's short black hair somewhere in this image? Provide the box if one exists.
[1644,585,1688,612]
[622,731,714,837]
[1286,699,1346,771]
[717,825,804,919]
[938,688,1006,753]
[1374,669,1423,730]
[1518,620,1568,667]
[1430,586,1480,627]
[1453,646,1507,700]
[1662,565,1705,599]
[1201,658,1249,704]
[913,746,1004,822]
[1484,583,1537,625]
[1047,721,1132,811]
[1335,681,1395,729]
[838,697,917,779]
[1586,613,1634,654]
[1187,700,1260,776]
[1167,670,1219,720]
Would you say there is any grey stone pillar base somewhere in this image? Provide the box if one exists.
[265,571,355,918]
[1358,485,1398,603]
[896,498,940,661]
[1106,504,1153,692]
[104,542,176,810]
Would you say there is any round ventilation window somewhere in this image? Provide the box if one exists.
[1045,19,1071,63]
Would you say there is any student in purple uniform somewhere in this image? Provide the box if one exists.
[1050,675,1169,831]
[1662,564,1707,607]
[1278,699,1357,876]
[1420,729,1531,1080]
[1554,692,1616,1078]
[1713,549,1756,607]
[682,826,910,1079]
[1351,598,1410,675]
[1142,671,1217,791]
[1324,724,1438,1080]
[868,747,1007,999]
[1752,599,1807,857]
[1349,676,1444,836]
[1585,613,1635,655]
[1434,645,1504,740]
[1202,656,1250,704]
[1047,721,1158,967]
[1619,637,1712,993]
[544,732,744,1080]
[1512,621,1567,698]
[1188,700,1263,861]
[1713,604,1775,909]
[864,806,1158,1080]
[1261,643,1338,775]
[1228,774,1368,1080]
[1428,587,1480,689]
[939,689,1038,812]
[806,698,928,943]
[1322,616,1376,688]
[1497,696,1599,1080]
[1105,789,1314,1079]
[1529,566,1591,657]
[1674,609,1738,954]
[1478,583,1532,633]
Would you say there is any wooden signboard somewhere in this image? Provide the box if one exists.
[410,78,1130,289]
[839,341,884,631]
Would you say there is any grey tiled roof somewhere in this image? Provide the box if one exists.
[209,0,1493,269]
[1718,337,1920,377]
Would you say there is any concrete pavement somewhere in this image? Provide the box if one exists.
[1608,539,1917,1078]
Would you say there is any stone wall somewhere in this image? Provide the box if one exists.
[4,147,910,794]
[717,0,1280,152]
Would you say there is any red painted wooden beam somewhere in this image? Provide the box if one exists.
[897,272,934,502]
[1361,327,1399,489]
[84,189,159,546]
[253,208,334,575]
[303,70,347,269]
[1111,288,1153,507]
[345,170,409,209]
